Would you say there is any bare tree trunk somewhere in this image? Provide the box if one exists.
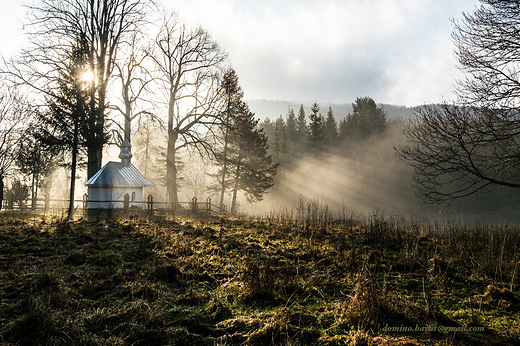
[0,175,4,211]
[94,85,107,172]
[219,112,230,210]
[167,130,179,209]
[144,128,150,177]
[231,150,242,215]
[31,172,36,210]
[45,174,52,212]
[124,98,132,142]
[68,120,79,219]
[35,176,39,210]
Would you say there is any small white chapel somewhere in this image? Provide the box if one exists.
[85,139,153,209]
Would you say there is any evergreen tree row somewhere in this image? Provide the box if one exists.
[260,96,388,167]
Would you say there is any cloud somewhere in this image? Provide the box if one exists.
[170,0,481,106]
[0,0,475,107]
[1,0,479,105]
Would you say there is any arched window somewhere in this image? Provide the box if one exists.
[131,192,136,202]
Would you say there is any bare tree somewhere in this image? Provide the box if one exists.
[16,132,59,210]
[452,0,520,109]
[396,104,520,204]
[0,84,32,209]
[181,153,211,200]
[2,0,153,179]
[132,118,166,183]
[396,1,520,204]
[111,32,157,144]
[149,13,227,207]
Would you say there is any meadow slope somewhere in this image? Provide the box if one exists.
[1,211,520,345]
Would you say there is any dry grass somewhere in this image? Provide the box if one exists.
[0,210,519,345]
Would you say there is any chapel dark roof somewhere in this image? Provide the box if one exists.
[85,161,154,188]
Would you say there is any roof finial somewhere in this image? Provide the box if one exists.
[119,139,132,165]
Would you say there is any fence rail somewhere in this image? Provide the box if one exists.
[3,194,227,215]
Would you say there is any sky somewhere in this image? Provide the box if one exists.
[0,0,480,107]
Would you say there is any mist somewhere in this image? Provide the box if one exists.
[12,104,520,224]
[247,125,417,218]
[117,105,520,224]
[248,119,520,224]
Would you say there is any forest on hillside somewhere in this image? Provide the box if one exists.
[256,100,520,222]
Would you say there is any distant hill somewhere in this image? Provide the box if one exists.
[246,99,416,122]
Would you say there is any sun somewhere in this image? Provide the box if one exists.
[81,70,95,83]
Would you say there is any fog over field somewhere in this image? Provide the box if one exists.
[242,109,520,223]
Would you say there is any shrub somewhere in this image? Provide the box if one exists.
[5,179,30,209]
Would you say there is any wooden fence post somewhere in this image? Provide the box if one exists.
[82,194,88,211]
[124,193,129,212]
[206,197,211,214]
[192,197,198,212]
[147,194,154,213]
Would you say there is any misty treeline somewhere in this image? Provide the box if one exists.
[0,0,278,215]
[256,98,520,221]
[260,97,387,167]
[255,98,424,218]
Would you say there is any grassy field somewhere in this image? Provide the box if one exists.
[1,209,520,345]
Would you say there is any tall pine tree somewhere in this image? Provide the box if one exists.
[324,106,338,148]
[217,69,244,209]
[216,103,278,214]
[307,102,326,153]
[296,104,307,145]
[274,116,287,166]
[286,106,298,145]
[40,42,90,219]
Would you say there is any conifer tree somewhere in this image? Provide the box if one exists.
[5,179,30,209]
[307,102,326,153]
[324,106,338,148]
[39,42,90,219]
[296,104,307,144]
[340,97,387,142]
[285,106,298,145]
[274,116,288,166]
[217,69,244,209]
[217,103,278,214]
[259,118,275,157]
[338,117,349,143]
